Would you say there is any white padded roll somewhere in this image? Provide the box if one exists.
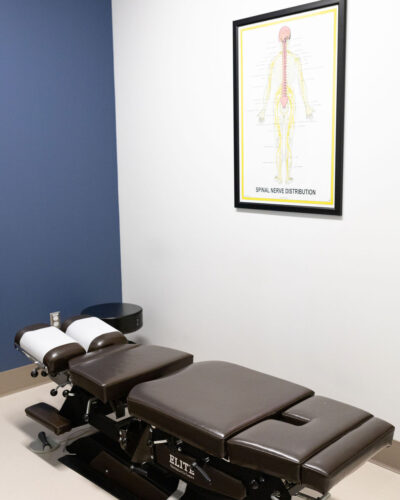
[20,327,76,363]
[65,317,117,352]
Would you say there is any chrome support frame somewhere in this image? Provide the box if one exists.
[84,397,98,423]
[15,345,46,371]
[296,493,331,500]
[167,480,187,500]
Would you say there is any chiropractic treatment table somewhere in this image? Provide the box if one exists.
[15,316,394,500]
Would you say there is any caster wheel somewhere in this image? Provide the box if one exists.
[62,390,69,398]
[31,370,38,378]
[50,388,58,397]
[41,371,48,377]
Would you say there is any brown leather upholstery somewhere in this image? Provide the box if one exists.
[25,403,72,435]
[69,344,193,403]
[301,417,394,493]
[227,396,394,491]
[127,361,314,457]
[44,343,86,375]
[88,332,127,352]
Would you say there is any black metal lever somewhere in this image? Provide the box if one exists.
[192,461,212,483]
[38,432,51,451]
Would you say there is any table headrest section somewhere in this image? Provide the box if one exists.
[15,324,85,375]
[61,315,127,352]
[15,323,49,346]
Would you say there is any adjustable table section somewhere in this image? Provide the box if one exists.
[127,361,314,457]
[127,361,394,495]
[228,396,394,493]
[69,344,194,403]
[15,323,85,376]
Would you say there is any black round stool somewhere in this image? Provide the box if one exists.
[81,302,143,334]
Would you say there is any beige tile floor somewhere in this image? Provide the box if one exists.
[0,384,399,499]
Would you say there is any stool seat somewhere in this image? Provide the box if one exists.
[81,302,143,334]
[69,344,193,403]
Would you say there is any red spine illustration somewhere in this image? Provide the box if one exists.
[279,26,291,108]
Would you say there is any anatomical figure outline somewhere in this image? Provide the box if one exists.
[258,26,313,184]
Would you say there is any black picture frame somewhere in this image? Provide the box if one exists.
[233,0,346,215]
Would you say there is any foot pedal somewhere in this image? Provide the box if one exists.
[29,431,59,454]
[296,493,331,500]
[25,402,72,435]
[167,480,187,500]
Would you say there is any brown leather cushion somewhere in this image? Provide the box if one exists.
[25,402,72,436]
[69,344,193,403]
[87,331,127,352]
[301,417,394,493]
[44,343,86,375]
[227,396,390,488]
[127,361,314,457]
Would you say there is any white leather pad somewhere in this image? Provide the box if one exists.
[65,317,117,352]
[20,327,76,363]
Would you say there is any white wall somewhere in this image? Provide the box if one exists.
[112,0,400,438]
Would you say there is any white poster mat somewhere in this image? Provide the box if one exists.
[238,6,338,208]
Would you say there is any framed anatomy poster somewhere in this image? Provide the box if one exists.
[233,0,346,215]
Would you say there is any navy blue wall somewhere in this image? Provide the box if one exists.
[0,0,122,371]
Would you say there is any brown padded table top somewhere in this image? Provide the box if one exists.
[127,361,314,457]
[228,396,394,493]
[69,344,193,403]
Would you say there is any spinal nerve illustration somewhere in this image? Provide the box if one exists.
[258,26,313,184]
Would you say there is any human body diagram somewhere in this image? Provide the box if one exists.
[258,26,313,184]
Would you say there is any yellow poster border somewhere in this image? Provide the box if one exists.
[239,6,338,206]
